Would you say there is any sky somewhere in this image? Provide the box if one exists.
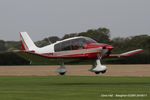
[0,0,150,41]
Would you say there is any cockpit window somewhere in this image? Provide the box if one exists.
[54,37,96,52]
[84,37,97,43]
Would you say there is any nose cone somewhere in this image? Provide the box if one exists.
[106,45,114,50]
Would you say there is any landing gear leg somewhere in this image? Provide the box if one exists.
[54,62,67,75]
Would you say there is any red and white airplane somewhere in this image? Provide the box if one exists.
[9,32,143,75]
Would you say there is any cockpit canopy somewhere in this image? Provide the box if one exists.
[54,36,97,52]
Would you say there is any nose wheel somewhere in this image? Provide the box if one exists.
[101,70,107,74]
[94,70,107,74]
[90,47,109,75]
[59,72,66,75]
[89,58,107,75]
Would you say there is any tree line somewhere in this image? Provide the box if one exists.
[0,27,150,65]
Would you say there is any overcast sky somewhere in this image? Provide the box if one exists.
[0,0,150,41]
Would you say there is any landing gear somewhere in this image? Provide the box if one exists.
[89,47,109,74]
[89,47,109,75]
[54,62,67,75]
[89,59,107,75]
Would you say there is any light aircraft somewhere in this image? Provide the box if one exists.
[9,32,143,75]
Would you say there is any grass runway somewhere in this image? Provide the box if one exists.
[0,76,149,100]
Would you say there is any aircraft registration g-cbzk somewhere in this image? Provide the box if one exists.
[9,32,143,75]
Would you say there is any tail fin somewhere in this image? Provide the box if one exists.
[20,32,38,51]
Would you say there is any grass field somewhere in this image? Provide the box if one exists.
[0,76,149,100]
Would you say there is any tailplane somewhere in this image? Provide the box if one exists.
[20,32,38,51]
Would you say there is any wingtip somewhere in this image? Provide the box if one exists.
[136,49,143,52]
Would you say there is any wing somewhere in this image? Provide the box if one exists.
[108,49,143,58]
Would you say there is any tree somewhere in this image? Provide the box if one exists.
[0,40,6,52]
[78,28,110,43]
[35,36,60,47]
[62,33,78,40]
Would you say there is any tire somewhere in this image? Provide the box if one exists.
[95,72,100,74]
[59,72,66,75]
[101,70,106,74]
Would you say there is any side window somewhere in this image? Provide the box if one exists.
[61,40,71,51]
[78,38,86,48]
[54,40,72,52]
[71,39,84,50]
[54,43,61,52]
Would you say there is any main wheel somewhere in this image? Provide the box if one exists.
[101,70,106,74]
[59,72,66,75]
[95,72,100,74]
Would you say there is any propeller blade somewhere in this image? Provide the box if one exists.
[98,48,109,59]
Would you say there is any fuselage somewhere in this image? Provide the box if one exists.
[34,36,114,58]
